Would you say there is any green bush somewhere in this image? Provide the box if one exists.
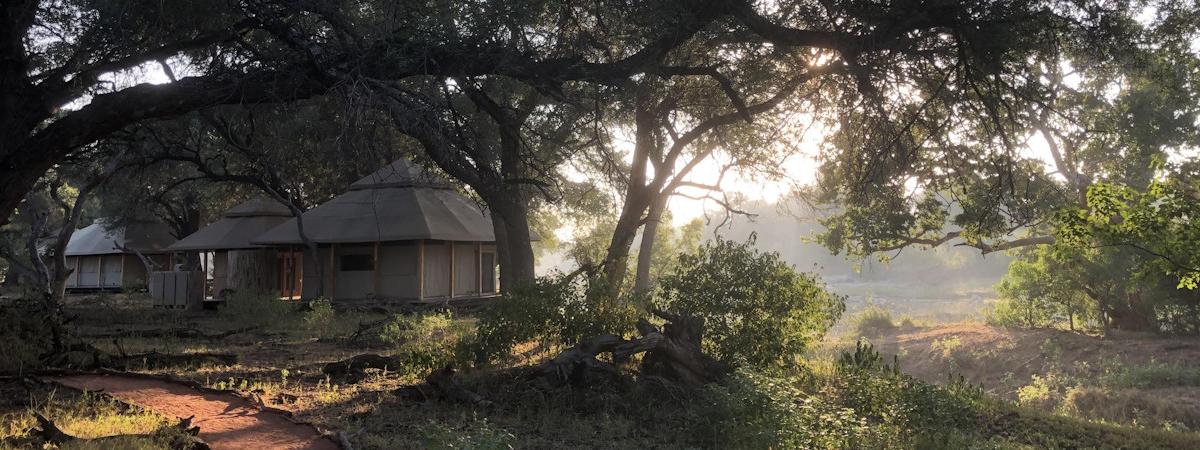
[852,306,896,338]
[701,368,878,449]
[471,274,638,364]
[0,300,52,373]
[377,310,470,375]
[302,297,335,335]
[656,238,845,369]
[219,291,296,328]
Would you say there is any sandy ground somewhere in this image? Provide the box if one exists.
[47,374,339,450]
[871,324,1200,393]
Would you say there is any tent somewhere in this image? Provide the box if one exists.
[64,220,176,290]
[168,197,299,298]
[253,159,499,301]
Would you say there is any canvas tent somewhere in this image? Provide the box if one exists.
[64,220,176,290]
[168,197,299,299]
[253,159,499,301]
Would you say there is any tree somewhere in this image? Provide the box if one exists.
[805,4,1200,331]
[0,0,332,226]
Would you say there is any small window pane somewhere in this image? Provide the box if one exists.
[340,254,374,272]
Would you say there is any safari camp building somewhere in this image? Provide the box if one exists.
[64,221,176,291]
[248,159,500,301]
[167,197,300,299]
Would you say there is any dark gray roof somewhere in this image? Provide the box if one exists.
[64,221,177,256]
[168,197,294,251]
[252,160,495,245]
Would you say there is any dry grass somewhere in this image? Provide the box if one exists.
[8,295,1200,448]
[0,379,181,449]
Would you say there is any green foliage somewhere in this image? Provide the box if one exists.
[0,301,52,373]
[219,291,296,329]
[656,238,845,368]
[851,306,896,338]
[376,311,469,375]
[121,277,147,293]
[471,274,638,364]
[1098,362,1200,389]
[414,417,516,450]
[836,340,897,375]
[701,368,877,449]
[301,297,335,335]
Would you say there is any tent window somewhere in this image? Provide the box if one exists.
[340,254,374,272]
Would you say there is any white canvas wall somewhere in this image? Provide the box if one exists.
[380,243,419,299]
[422,242,450,298]
[454,243,478,295]
[101,255,122,287]
[78,256,99,286]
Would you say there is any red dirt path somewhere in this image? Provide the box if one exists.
[47,374,339,450]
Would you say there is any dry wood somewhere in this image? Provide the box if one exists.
[80,325,260,340]
[322,354,398,381]
[533,309,728,388]
[394,365,492,407]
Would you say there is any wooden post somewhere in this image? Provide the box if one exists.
[448,241,455,298]
[328,244,337,299]
[372,241,381,297]
[417,240,425,300]
[476,242,482,294]
[98,254,106,287]
[72,257,80,288]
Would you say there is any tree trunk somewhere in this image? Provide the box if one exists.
[633,196,667,294]
[225,249,279,298]
[534,309,728,388]
[484,192,536,291]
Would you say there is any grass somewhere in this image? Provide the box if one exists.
[7,295,1200,448]
[0,381,185,449]
[851,305,897,338]
[1099,363,1200,389]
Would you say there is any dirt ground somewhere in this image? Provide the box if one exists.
[47,374,340,450]
[867,323,1200,428]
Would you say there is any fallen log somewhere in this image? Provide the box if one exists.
[109,351,239,370]
[394,365,491,407]
[30,412,209,449]
[36,342,237,372]
[533,309,728,388]
[79,325,260,340]
[322,354,398,381]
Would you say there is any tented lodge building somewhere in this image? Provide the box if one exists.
[167,197,300,299]
[64,221,177,290]
[250,159,500,301]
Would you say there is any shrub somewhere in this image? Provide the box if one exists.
[219,291,296,328]
[471,274,638,364]
[0,300,52,373]
[701,368,877,449]
[656,238,845,368]
[852,306,896,338]
[378,310,470,375]
[302,297,335,335]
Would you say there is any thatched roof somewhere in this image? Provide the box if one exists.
[64,220,177,256]
[252,160,495,245]
[168,197,293,251]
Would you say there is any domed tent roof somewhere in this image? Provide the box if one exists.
[169,197,294,251]
[64,220,177,256]
[252,160,495,245]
